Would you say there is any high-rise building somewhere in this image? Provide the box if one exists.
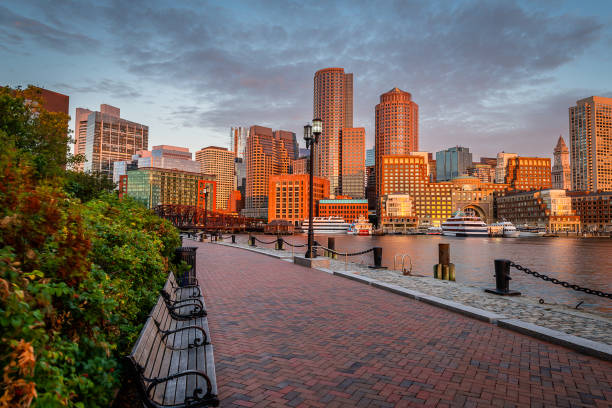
[244,125,296,219]
[313,67,353,195]
[293,157,309,175]
[234,157,246,196]
[569,96,612,192]
[495,152,518,184]
[340,127,365,198]
[196,146,235,210]
[73,107,93,171]
[365,165,376,211]
[82,105,148,178]
[375,87,419,199]
[365,148,375,167]
[467,163,495,183]
[267,174,329,224]
[436,146,472,181]
[230,127,249,159]
[552,136,571,190]
[505,157,552,191]
[112,145,200,184]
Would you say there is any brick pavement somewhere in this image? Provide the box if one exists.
[194,242,612,407]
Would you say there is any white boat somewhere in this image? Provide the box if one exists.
[301,216,350,234]
[426,226,442,235]
[441,210,488,237]
[517,225,546,237]
[348,215,373,236]
[490,221,520,238]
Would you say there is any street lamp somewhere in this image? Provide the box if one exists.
[304,118,322,258]
[202,186,209,232]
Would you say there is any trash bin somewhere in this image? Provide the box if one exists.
[174,247,198,286]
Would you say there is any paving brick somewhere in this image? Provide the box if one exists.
[193,242,612,407]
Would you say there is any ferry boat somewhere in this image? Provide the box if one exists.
[489,221,520,238]
[426,226,443,235]
[301,216,350,234]
[348,215,373,236]
[517,225,546,237]
[441,210,488,237]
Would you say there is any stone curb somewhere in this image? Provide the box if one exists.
[206,242,612,361]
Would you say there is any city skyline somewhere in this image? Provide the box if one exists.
[1,1,612,160]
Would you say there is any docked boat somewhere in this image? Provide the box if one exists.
[301,216,350,234]
[441,210,488,237]
[490,221,520,238]
[517,225,546,237]
[426,226,442,235]
[348,215,373,236]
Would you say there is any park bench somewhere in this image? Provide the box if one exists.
[161,275,207,320]
[167,271,202,300]
[127,276,219,407]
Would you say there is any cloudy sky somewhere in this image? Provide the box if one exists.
[2,0,611,160]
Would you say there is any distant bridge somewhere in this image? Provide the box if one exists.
[153,205,264,232]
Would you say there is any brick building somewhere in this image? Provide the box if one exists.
[293,156,309,175]
[340,127,365,198]
[318,198,368,222]
[196,146,235,210]
[267,174,329,225]
[505,157,552,191]
[568,191,612,232]
[379,194,418,233]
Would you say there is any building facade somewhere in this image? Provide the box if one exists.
[318,198,368,222]
[495,152,517,184]
[496,189,580,232]
[568,191,612,232]
[552,136,571,190]
[375,88,419,200]
[365,148,375,167]
[73,107,93,171]
[436,146,472,181]
[365,165,376,211]
[267,174,329,224]
[569,96,612,192]
[340,127,365,198]
[196,146,235,210]
[83,105,148,178]
[505,157,552,191]
[467,163,495,183]
[314,67,353,195]
[293,156,309,175]
[379,194,418,234]
[112,145,200,184]
[229,126,249,159]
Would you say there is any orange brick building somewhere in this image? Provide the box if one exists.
[318,198,368,222]
[267,174,329,224]
[340,127,365,198]
[195,146,235,210]
[227,190,244,213]
[505,157,552,191]
[293,156,309,175]
[375,88,419,200]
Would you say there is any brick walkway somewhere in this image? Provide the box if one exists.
[194,242,612,407]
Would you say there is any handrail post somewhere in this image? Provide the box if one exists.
[486,259,521,295]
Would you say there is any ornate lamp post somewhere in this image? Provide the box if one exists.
[304,118,322,258]
[202,186,209,232]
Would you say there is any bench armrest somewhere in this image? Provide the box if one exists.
[147,370,216,406]
[161,325,209,348]
[174,285,201,298]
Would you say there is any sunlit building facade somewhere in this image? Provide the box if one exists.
[340,127,365,198]
[229,126,249,159]
[505,157,552,191]
[267,174,329,224]
[195,146,235,210]
[569,191,612,231]
[495,152,517,184]
[318,198,368,222]
[552,136,571,190]
[436,146,472,181]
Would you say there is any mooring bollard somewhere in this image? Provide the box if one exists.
[231,234,236,244]
[369,247,386,269]
[249,235,255,247]
[433,243,455,281]
[485,259,521,296]
[327,237,336,259]
[276,235,284,250]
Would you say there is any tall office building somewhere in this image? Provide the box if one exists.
[569,96,612,192]
[82,105,148,178]
[552,136,571,190]
[313,67,353,195]
[195,146,236,210]
[340,127,365,198]
[73,108,93,171]
[230,127,249,159]
[495,152,518,184]
[113,145,200,184]
[375,87,419,199]
[365,148,375,167]
[244,125,296,219]
[436,146,473,181]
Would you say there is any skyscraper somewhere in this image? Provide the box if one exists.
[313,67,353,195]
[435,146,472,181]
[73,107,93,171]
[196,146,236,210]
[495,152,518,184]
[83,105,148,178]
[365,148,375,167]
[552,136,571,190]
[230,127,249,159]
[569,96,612,192]
[375,87,419,199]
[340,127,365,198]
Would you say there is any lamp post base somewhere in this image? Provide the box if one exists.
[294,255,329,269]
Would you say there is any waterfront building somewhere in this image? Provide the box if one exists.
[365,165,376,211]
[112,145,200,184]
[379,194,418,234]
[436,146,472,181]
[505,157,552,191]
[126,167,215,210]
[569,96,612,192]
[230,127,249,159]
[449,176,507,223]
[340,127,365,198]
[244,125,296,219]
[82,104,148,178]
[267,174,329,225]
[375,87,419,199]
[552,136,571,190]
[496,189,580,232]
[412,152,437,182]
[365,148,375,167]
[568,191,612,232]
[293,156,309,175]
[196,146,235,210]
[495,152,517,184]
[318,198,368,222]
[467,163,495,183]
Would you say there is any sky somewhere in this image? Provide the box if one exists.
[1,0,611,160]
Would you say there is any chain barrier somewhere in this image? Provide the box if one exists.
[509,261,611,299]
[253,237,278,245]
[314,245,374,257]
[280,239,308,248]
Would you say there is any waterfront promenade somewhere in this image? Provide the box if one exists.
[194,242,612,407]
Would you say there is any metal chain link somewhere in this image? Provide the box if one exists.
[280,239,308,248]
[314,245,374,257]
[253,237,278,245]
[509,261,611,299]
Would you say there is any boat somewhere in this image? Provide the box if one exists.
[301,216,350,234]
[441,210,488,237]
[348,215,373,236]
[426,226,442,235]
[517,225,546,237]
[490,221,520,238]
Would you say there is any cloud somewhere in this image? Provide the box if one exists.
[54,79,143,99]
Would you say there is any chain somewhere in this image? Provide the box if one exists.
[281,239,308,248]
[314,245,374,257]
[509,261,611,299]
[253,237,278,245]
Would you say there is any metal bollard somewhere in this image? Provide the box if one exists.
[485,259,521,296]
[369,247,386,269]
[231,234,236,244]
[276,235,284,250]
[433,243,454,281]
[327,237,336,259]
[249,235,255,247]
